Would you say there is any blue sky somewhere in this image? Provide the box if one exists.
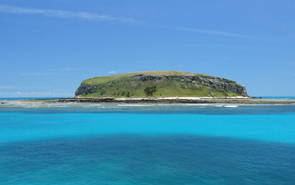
[0,0,294,97]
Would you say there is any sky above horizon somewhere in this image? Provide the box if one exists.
[0,0,294,97]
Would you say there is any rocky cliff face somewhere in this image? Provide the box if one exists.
[75,71,248,97]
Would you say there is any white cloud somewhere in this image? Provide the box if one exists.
[0,4,137,23]
[5,91,72,97]
[174,27,253,39]
[0,4,255,41]
[108,70,117,75]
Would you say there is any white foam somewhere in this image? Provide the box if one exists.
[0,100,244,109]
[0,100,103,109]
[224,105,239,108]
[116,104,151,107]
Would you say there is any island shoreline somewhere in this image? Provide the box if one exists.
[21,97,295,105]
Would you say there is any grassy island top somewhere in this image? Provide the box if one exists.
[83,71,206,85]
[76,71,248,98]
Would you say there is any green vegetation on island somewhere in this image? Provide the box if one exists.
[75,71,248,98]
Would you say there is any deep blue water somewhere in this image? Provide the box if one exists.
[1,102,295,185]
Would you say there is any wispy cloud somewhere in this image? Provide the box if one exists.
[12,91,72,97]
[0,4,137,23]
[0,4,254,39]
[174,27,253,39]
[108,70,117,75]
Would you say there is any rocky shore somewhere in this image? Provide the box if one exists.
[28,97,295,104]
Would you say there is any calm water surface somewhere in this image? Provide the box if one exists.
[0,102,295,185]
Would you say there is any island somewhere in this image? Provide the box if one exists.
[75,71,248,98]
[8,71,294,104]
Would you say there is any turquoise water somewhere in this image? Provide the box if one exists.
[255,96,295,99]
[1,102,295,185]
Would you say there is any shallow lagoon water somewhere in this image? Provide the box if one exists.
[1,102,295,185]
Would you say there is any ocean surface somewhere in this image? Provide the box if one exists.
[1,100,295,185]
